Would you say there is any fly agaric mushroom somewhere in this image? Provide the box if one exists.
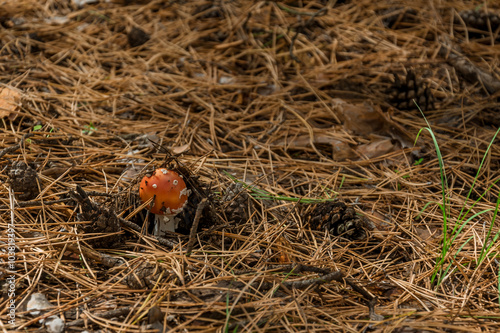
[139,168,189,235]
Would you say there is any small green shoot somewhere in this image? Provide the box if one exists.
[26,124,53,143]
[414,157,424,166]
[272,265,297,296]
[82,122,97,135]
[339,175,346,190]
[319,185,339,199]
[394,169,410,190]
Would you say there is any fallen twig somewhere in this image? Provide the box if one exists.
[439,35,500,94]
[186,197,208,256]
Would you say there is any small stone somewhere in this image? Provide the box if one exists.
[128,27,150,47]
[45,315,65,333]
[26,293,53,316]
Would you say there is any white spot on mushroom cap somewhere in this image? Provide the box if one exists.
[152,183,157,189]
[161,169,168,174]
[173,179,178,185]
[170,205,184,215]
[180,187,190,198]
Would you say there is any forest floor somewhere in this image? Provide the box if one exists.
[2,0,500,332]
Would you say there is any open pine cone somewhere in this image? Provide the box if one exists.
[304,201,374,240]
[222,182,253,224]
[386,70,434,111]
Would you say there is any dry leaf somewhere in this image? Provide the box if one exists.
[0,87,21,120]
[368,211,392,231]
[273,134,356,161]
[332,98,414,148]
[170,143,191,155]
[275,236,292,264]
[333,99,386,135]
[414,226,440,242]
[356,137,398,159]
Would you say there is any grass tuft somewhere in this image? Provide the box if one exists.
[414,101,500,287]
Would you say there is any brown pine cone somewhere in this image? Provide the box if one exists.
[222,182,252,224]
[8,161,40,200]
[458,9,500,32]
[304,201,374,240]
[386,70,434,111]
[71,186,122,248]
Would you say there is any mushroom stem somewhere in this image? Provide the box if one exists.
[153,214,177,236]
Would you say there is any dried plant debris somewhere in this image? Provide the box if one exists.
[438,35,500,94]
[123,261,167,289]
[4,0,500,331]
[380,7,418,29]
[386,70,434,111]
[304,201,374,240]
[66,307,133,330]
[70,186,122,248]
[7,161,40,200]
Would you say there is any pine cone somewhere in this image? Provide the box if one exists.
[8,161,40,200]
[222,183,252,224]
[458,9,500,32]
[305,201,374,240]
[71,186,122,248]
[386,70,434,111]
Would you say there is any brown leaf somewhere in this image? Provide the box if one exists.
[368,211,392,232]
[0,86,21,120]
[334,99,386,136]
[332,98,414,148]
[275,236,292,264]
[414,226,440,242]
[355,137,398,159]
[171,142,191,155]
[273,134,356,161]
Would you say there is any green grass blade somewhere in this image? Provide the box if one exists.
[458,128,500,222]
[438,235,474,286]
[477,193,500,265]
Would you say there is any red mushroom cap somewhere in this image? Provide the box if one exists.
[139,168,189,215]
